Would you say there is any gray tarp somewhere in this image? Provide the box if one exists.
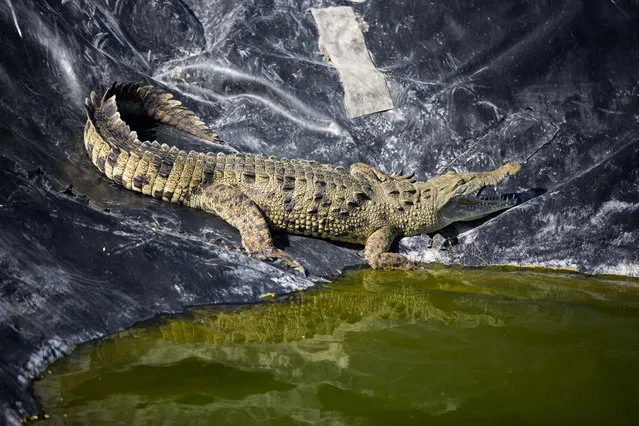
[1,0,638,422]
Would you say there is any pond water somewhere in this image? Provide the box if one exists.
[33,268,639,425]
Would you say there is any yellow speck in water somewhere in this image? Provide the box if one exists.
[102,247,106,252]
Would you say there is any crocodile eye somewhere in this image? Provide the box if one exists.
[420,187,432,199]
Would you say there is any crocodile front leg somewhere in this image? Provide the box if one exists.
[198,183,305,274]
[364,227,417,270]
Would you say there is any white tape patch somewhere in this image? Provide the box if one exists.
[311,6,394,118]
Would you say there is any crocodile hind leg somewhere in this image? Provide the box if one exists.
[198,183,305,274]
[364,227,418,270]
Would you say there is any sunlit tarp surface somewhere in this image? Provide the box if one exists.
[1,0,638,422]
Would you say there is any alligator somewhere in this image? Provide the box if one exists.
[83,82,521,274]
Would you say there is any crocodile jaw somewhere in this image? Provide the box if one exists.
[436,194,517,227]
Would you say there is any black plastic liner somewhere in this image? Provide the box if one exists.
[1,0,638,422]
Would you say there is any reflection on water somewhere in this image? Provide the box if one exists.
[34,268,639,425]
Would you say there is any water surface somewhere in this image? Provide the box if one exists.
[34,268,639,425]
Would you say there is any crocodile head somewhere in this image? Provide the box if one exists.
[425,162,521,230]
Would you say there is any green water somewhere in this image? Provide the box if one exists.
[33,268,639,425]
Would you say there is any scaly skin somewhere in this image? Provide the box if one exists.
[84,82,521,274]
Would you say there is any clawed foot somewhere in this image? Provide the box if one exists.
[369,252,424,271]
[254,248,306,275]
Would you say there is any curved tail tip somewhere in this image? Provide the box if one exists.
[84,91,99,112]
[89,91,100,105]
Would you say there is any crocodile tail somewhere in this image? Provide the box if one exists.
[84,85,219,204]
[103,82,219,144]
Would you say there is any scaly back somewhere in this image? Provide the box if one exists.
[84,83,383,242]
